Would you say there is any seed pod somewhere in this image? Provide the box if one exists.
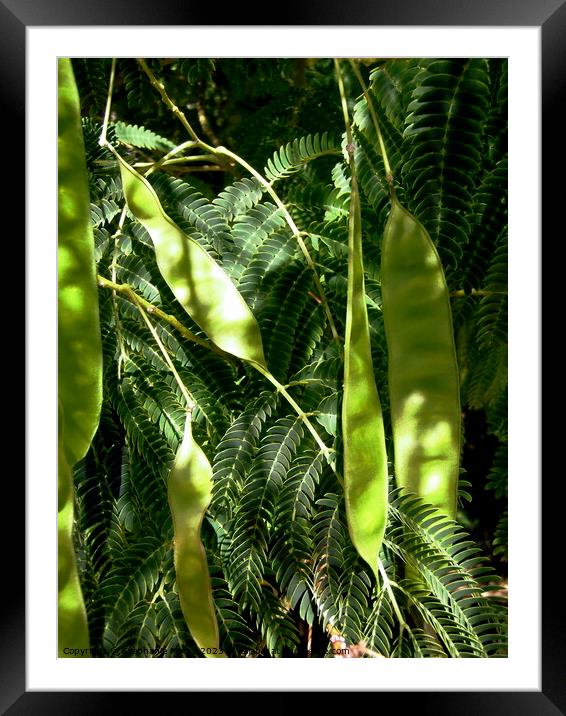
[116,154,267,369]
[58,57,102,656]
[381,197,461,520]
[168,412,225,657]
[58,403,90,656]
[342,172,388,581]
[58,57,103,467]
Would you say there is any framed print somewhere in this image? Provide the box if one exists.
[10,0,560,710]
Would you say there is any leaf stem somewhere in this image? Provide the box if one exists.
[251,361,335,466]
[129,289,195,410]
[137,59,203,145]
[133,155,218,169]
[378,559,409,632]
[138,60,341,346]
[348,60,393,183]
[99,58,116,147]
[334,60,354,154]
[214,146,341,345]
[96,275,236,363]
[142,140,199,177]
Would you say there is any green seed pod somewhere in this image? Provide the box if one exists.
[381,197,461,520]
[58,57,102,656]
[58,58,103,467]
[342,172,388,581]
[58,402,90,656]
[116,154,267,369]
[168,413,225,657]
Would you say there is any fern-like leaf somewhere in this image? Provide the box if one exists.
[264,133,341,183]
[402,59,491,277]
[211,392,277,516]
[225,418,304,611]
[98,536,167,653]
[114,121,175,151]
[213,177,264,222]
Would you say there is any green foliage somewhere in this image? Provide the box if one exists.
[113,122,175,151]
[72,57,507,658]
[264,133,341,183]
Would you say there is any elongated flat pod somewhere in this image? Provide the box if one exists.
[58,403,90,656]
[342,172,388,581]
[168,413,225,657]
[58,58,102,656]
[58,57,103,467]
[381,197,461,519]
[116,154,267,369]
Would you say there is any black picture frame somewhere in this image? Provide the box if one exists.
[12,1,559,711]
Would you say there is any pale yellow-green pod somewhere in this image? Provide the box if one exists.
[58,401,90,656]
[168,413,225,657]
[58,57,102,657]
[381,197,461,520]
[342,171,389,582]
[117,154,267,369]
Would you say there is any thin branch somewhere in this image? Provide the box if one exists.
[130,291,195,410]
[137,59,202,144]
[450,289,508,297]
[251,360,336,470]
[378,559,409,633]
[133,154,219,169]
[215,146,341,345]
[138,60,341,345]
[142,140,198,177]
[349,60,393,183]
[97,275,236,364]
[99,58,117,147]
[335,59,355,153]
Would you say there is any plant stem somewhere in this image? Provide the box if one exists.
[97,275,236,363]
[450,289,508,297]
[251,361,335,466]
[142,140,199,176]
[99,58,116,147]
[214,146,341,345]
[138,60,341,346]
[348,60,393,182]
[133,155,218,169]
[137,59,203,145]
[378,559,409,633]
[129,290,195,410]
[335,60,354,153]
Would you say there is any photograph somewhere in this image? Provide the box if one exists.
[10,3,559,710]
[58,55,510,661]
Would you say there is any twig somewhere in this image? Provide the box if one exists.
[99,58,116,147]
[215,146,341,345]
[450,289,508,297]
[196,100,221,147]
[139,59,341,346]
[130,291,195,410]
[349,60,394,184]
[97,275,236,364]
